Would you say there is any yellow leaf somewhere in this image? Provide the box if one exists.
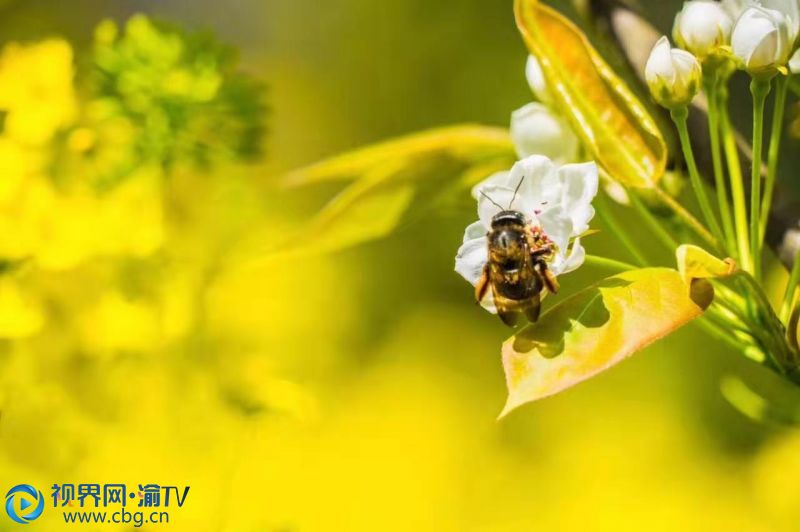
[500,268,711,417]
[676,244,737,284]
[514,0,667,187]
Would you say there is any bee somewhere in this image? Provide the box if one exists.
[475,184,559,327]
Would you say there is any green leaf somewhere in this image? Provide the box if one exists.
[500,268,712,417]
[676,244,736,284]
[280,162,416,256]
[285,124,514,186]
[514,0,667,188]
[789,306,800,353]
[268,125,516,257]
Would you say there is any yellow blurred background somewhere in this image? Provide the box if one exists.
[1,0,800,530]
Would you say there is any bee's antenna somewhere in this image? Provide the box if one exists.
[479,190,505,211]
[509,174,525,209]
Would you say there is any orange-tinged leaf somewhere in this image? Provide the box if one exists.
[676,244,737,284]
[514,0,667,188]
[500,268,711,417]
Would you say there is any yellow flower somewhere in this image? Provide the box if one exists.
[0,40,77,145]
[78,291,159,355]
[0,276,44,338]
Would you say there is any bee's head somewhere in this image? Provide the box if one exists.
[491,210,527,228]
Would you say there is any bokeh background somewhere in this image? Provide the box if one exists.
[1,0,800,530]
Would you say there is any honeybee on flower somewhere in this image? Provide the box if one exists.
[455,155,598,326]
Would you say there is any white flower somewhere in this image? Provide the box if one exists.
[456,155,599,312]
[790,48,800,70]
[645,36,703,108]
[722,0,753,19]
[761,0,800,38]
[525,55,551,104]
[731,5,794,74]
[510,103,579,164]
[673,1,734,58]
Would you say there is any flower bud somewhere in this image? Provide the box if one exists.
[762,0,800,39]
[525,55,551,105]
[790,48,800,72]
[673,1,734,58]
[722,0,750,20]
[510,103,578,164]
[645,36,703,108]
[731,5,794,76]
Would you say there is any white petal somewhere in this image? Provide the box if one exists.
[722,0,753,19]
[508,154,559,209]
[555,161,599,234]
[471,171,510,200]
[510,103,579,164]
[672,48,703,86]
[559,239,587,276]
[645,36,676,85]
[537,206,573,253]
[675,1,734,56]
[481,292,498,314]
[749,27,780,67]
[525,55,551,104]
[732,6,793,68]
[790,48,800,71]
[762,0,800,38]
[477,185,536,228]
[455,236,488,286]
[463,220,486,243]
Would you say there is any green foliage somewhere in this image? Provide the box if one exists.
[278,125,516,256]
[89,15,267,180]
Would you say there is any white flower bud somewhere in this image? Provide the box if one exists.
[525,56,551,104]
[645,36,703,108]
[510,103,578,165]
[674,1,734,58]
[790,48,800,71]
[722,0,751,20]
[731,5,794,75]
[762,0,800,39]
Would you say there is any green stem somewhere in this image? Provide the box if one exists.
[749,78,772,282]
[696,315,750,355]
[670,107,725,251]
[760,75,789,244]
[584,255,638,272]
[705,77,737,257]
[780,252,800,324]
[629,192,679,253]
[737,271,796,376]
[652,185,716,248]
[719,86,753,273]
[595,196,648,267]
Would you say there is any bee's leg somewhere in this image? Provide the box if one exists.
[530,244,554,260]
[536,261,560,294]
[524,294,541,323]
[475,264,491,303]
[498,309,522,328]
